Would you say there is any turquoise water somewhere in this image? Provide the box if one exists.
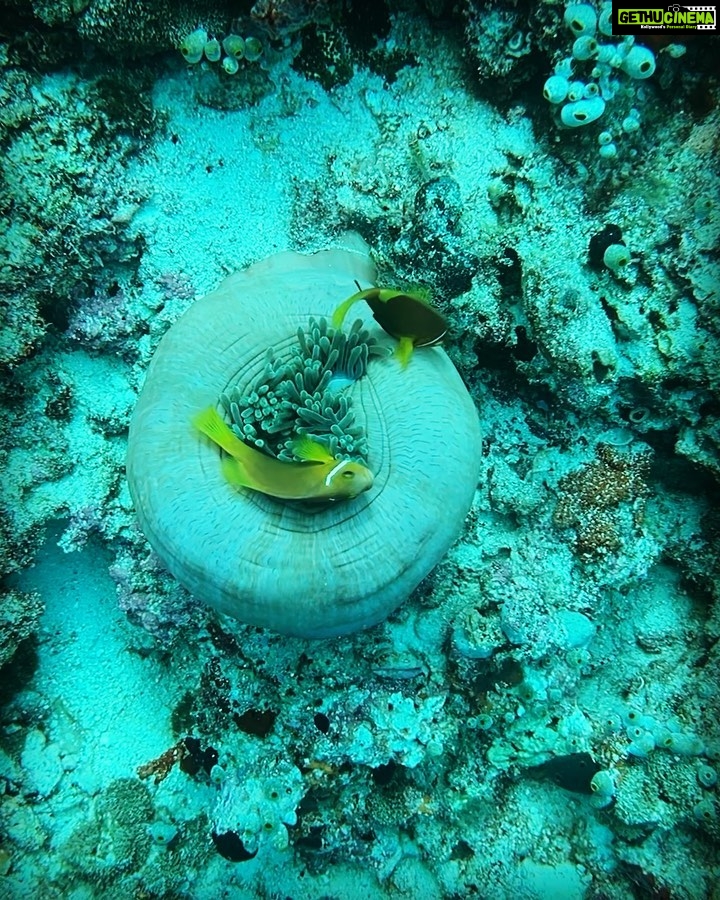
[1,2,719,898]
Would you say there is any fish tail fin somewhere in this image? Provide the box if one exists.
[393,336,415,369]
[331,288,372,329]
[193,407,248,459]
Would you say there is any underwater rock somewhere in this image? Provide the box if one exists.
[126,235,481,638]
[212,829,258,861]
[392,177,479,297]
[413,176,464,243]
[0,589,43,668]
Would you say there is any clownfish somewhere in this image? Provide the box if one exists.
[192,407,374,502]
[332,286,447,368]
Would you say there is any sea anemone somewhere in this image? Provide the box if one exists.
[126,234,481,638]
[221,315,382,462]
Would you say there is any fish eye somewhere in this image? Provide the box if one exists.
[342,470,355,479]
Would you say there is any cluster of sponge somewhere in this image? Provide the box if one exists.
[179,27,264,75]
[543,3,681,160]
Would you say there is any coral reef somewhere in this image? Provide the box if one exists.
[0,1,718,898]
[0,66,153,368]
[462,2,541,91]
[554,442,652,559]
[0,590,43,669]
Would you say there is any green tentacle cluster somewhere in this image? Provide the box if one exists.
[220,318,382,462]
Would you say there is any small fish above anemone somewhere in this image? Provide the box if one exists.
[332,287,447,368]
[193,407,374,502]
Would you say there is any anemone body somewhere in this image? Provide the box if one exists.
[126,237,481,638]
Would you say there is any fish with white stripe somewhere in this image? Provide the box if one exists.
[193,407,374,502]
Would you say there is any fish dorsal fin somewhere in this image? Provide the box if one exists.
[331,288,373,329]
[290,436,335,464]
[193,406,248,457]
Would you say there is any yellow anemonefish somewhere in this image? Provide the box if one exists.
[192,407,374,502]
[332,286,447,368]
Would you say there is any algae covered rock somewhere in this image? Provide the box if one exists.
[0,589,43,670]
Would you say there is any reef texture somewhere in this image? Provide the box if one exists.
[1,1,719,899]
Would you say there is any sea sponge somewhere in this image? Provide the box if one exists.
[564,3,597,36]
[222,34,245,59]
[179,28,207,65]
[543,74,569,104]
[621,45,656,80]
[126,235,481,638]
[560,96,606,127]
